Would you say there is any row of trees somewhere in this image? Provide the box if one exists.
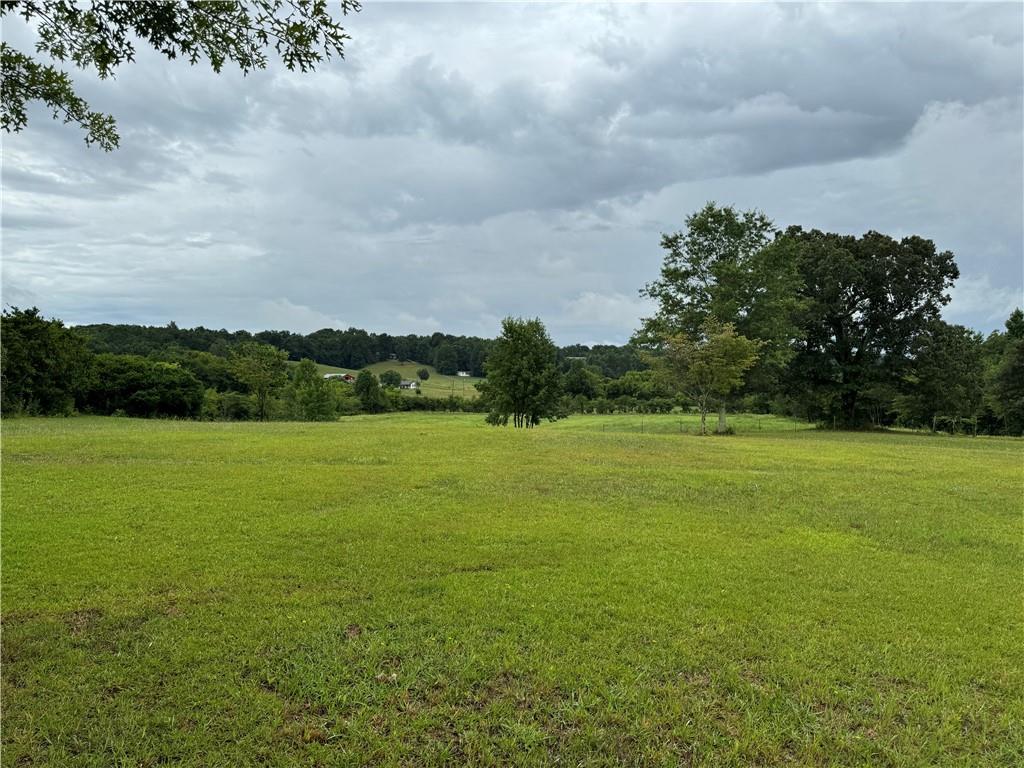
[77,322,645,380]
[634,203,1023,435]
[0,309,484,421]
[79,323,494,376]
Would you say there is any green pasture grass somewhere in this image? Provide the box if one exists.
[311,360,483,399]
[1,414,1021,766]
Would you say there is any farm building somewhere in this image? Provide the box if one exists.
[324,373,356,383]
[456,370,471,377]
[399,380,419,390]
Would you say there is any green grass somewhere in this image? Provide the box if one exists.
[2,414,1021,766]
[311,360,483,399]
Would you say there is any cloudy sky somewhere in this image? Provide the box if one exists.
[2,2,1022,344]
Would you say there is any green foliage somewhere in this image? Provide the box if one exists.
[1,0,360,149]
[781,227,959,427]
[0,306,93,415]
[354,369,386,413]
[417,367,430,380]
[894,320,985,431]
[604,369,671,401]
[285,358,335,421]
[230,342,288,421]
[987,311,1024,435]
[433,342,459,375]
[2,415,1020,765]
[563,359,603,399]
[639,202,802,385]
[153,348,244,392]
[659,318,762,435]
[81,354,204,418]
[379,369,402,389]
[479,317,563,428]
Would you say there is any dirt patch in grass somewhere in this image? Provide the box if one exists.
[65,607,104,636]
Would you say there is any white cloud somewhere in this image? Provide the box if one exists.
[256,299,347,334]
[946,275,1022,326]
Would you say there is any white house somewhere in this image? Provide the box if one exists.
[456,370,471,377]
[399,380,419,390]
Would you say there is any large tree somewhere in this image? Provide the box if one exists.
[1,0,360,150]
[479,317,562,428]
[637,202,803,429]
[779,227,959,427]
[657,318,761,436]
[230,341,288,421]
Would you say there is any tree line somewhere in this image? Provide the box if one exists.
[0,309,485,422]
[75,322,643,380]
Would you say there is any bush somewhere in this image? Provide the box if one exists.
[82,354,204,418]
[417,368,430,380]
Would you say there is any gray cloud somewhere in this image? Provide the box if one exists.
[1,2,1021,343]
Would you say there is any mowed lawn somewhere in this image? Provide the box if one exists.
[1,415,1021,767]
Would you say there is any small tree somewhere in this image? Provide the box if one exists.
[354,369,386,413]
[379,369,402,388]
[479,317,563,428]
[660,318,761,435]
[417,368,430,381]
[230,341,288,421]
[288,358,334,421]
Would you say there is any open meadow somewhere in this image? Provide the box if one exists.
[2,414,1021,766]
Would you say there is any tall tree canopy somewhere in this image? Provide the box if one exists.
[779,227,959,427]
[479,317,563,428]
[639,203,801,365]
[1,0,360,150]
[637,202,802,427]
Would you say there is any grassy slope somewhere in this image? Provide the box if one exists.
[312,360,482,399]
[2,414,1021,766]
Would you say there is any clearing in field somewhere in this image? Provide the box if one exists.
[1,414,1021,766]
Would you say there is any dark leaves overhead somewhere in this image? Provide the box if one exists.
[0,0,360,149]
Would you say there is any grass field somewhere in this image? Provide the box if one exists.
[2,414,1022,766]
[312,361,483,399]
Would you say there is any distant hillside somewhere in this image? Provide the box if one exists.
[76,322,646,378]
[312,361,483,400]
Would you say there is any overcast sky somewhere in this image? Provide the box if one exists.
[2,2,1022,344]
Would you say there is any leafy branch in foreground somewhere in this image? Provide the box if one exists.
[1,0,360,149]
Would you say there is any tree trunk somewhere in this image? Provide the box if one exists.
[716,402,728,434]
[699,408,707,436]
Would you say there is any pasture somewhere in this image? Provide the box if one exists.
[314,361,483,399]
[1,414,1021,766]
